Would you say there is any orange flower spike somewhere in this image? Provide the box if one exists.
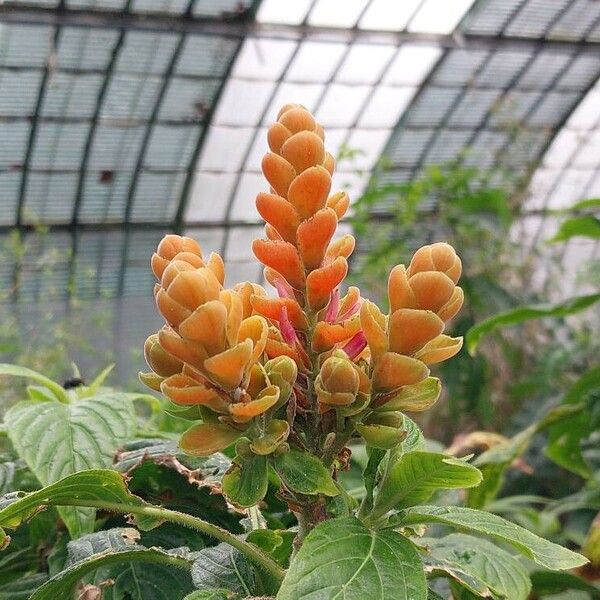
[408,242,462,284]
[166,268,221,312]
[252,239,305,291]
[267,122,292,153]
[151,234,203,279]
[297,208,338,271]
[306,256,348,310]
[278,105,316,133]
[387,309,444,356]
[287,166,332,221]
[178,300,228,357]
[256,192,300,244]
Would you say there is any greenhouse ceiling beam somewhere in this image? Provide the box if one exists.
[1,4,600,50]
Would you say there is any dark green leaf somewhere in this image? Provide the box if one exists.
[400,505,587,570]
[421,534,531,599]
[371,452,481,518]
[465,294,600,354]
[530,571,600,598]
[183,591,234,600]
[191,543,254,596]
[247,529,294,568]
[277,517,426,600]
[0,574,47,599]
[222,454,268,508]
[273,449,338,496]
[4,393,136,537]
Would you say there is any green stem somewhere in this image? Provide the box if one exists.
[69,499,285,584]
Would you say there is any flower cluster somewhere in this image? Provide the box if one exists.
[142,103,463,475]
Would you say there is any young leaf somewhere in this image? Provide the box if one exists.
[222,454,268,508]
[371,452,481,519]
[4,393,136,537]
[273,449,338,496]
[465,293,600,354]
[400,505,588,570]
[277,517,427,600]
[0,364,68,404]
[191,543,254,596]
[421,534,531,600]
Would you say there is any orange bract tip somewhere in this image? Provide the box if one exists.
[252,238,305,290]
[178,300,228,356]
[144,333,183,377]
[250,295,307,330]
[326,191,350,220]
[204,339,253,391]
[372,352,430,392]
[166,268,221,311]
[388,309,444,356]
[219,289,244,346]
[388,264,417,312]
[238,315,269,362]
[180,422,241,457]
[325,234,355,265]
[160,373,228,412]
[155,287,191,327]
[233,282,265,320]
[297,207,337,271]
[267,122,292,153]
[207,252,225,286]
[409,242,462,283]
[160,259,197,290]
[277,103,301,120]
[255,192,300,244]
[312,317,361,353]
[158,327,208,371]
[415,335,463,365]
[229,385,280,422]
[287,165,332,221]
[281,131,325,174]
[156,234,202,262]
[306,256,348,309]
[408,271,455,312]
[437,286,464,321]
[262,153,296,198]
[279,106,316,134]
[323,152,335,175]
[359,300,388,363]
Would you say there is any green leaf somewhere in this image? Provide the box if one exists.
[421,534,531,600]
[66,528,195,600]
[530,571,600,598]
[468,404,584,508]
[4,393,136,537]
[371,452,481,519]
[400,505,588,570]
[222,454,268,508]
[247,529,294,567]
[277,517,426,600]
[273,449,338,496]
[30,543,192,600]
[191,543,254,596]
[400,416,425,454]
[0,470,144,544]
[550,215,600,242]
[0,364,68,403]
[183,592,234,600]
[0,574,47,599]
[465,293,600,354]
[571,198,600,211]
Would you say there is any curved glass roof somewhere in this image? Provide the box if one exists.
[1,0,599,303]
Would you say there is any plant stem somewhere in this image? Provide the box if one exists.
[69,499,285,584]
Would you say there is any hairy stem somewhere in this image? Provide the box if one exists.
[68,499,285,584]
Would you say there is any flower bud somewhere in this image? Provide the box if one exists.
[357,413,407,449]
[315,352,360,406]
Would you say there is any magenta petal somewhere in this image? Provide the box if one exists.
[343,331,367,360]
[324,289,340,323]
[280,306,300,346]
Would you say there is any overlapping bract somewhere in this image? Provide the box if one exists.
[142,103,464,463]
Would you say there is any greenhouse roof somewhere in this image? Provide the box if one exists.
[0,0,599,302]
